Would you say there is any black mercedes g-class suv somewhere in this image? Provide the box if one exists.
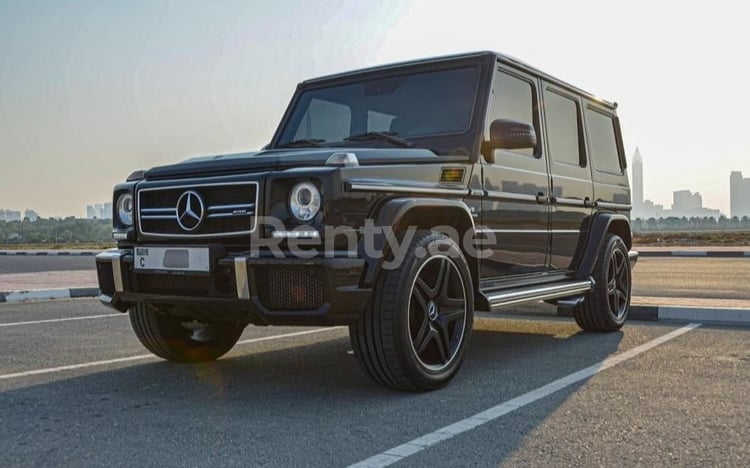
[97,51,637,391]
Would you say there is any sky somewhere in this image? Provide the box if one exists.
[1,0,748,217]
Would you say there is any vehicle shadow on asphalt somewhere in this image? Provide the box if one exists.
[1,318,629,466]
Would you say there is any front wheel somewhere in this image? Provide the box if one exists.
[129,303,244,362]
[350,230,474,391]
[574,234,632,332]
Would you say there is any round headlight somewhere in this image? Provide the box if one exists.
[289,182,321,222]
[117,193,133,226]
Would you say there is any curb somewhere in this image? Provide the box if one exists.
[628,305,750,325]
[0,287,99,304]
[0,251,98,256]
[559,304,750,325]
[638,250,750,258]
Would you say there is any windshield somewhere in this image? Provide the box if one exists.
[276,66,480,146]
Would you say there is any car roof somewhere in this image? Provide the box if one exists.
[302,51,616,110]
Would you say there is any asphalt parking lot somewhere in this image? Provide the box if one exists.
[1,299,748,466]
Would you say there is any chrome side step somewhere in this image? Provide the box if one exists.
[485,278,594,310]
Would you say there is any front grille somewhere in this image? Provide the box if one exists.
[96,262,116,296]
[255,266,325,310]
[134,272,235,298]
[138,181,258,237]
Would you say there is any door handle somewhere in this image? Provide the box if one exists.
[583,197,592,208]
[535,192,549,204]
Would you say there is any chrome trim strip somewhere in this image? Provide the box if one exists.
[550,230,581,234]
[347,182,470,197]
[137,181,259,238]
[140,215,176,220]
[487,279,593,309]
[111,255,124,293]
[484,190,538,203]
[141,207,176,213]
[234,257,250,300]
[595,200,632,211]
[475,229,580,234]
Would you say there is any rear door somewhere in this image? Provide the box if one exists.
[584,103,631,213]
[541,85,594,272]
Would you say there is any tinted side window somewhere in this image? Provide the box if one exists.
[585,108,621,173]
[544,89,582,166]
[489,70,536,157]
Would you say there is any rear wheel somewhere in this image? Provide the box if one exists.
[574,234,631,332]
[129,303,244,362]
[350,230,474,391]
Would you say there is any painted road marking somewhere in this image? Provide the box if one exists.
[349,323,702,468]
[0,327,343,381]
[0,313,125,328]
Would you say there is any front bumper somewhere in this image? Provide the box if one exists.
[95,249,371,326]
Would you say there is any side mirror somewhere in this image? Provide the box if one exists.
[482,119,537,162]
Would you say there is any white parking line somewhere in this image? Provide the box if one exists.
[0,313,125,328]
[0,327,343,381]
[349,323,702,468]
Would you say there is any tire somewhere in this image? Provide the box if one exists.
[129,303,244,362]
[349,230,474,391]
[574,234,631,332]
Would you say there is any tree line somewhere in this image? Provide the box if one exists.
[0,218,112,244]
[632,216,750,231]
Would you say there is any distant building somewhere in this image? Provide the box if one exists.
[639,200,666,219]
[0,209,22,222]
[631,148,665,219]
[23,209,39,222]
[669,190,721,218]
[730,171,750,218]
[631,148,643,211]
[85,202,113,219]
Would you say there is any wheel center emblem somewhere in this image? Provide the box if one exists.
[427,302,438,321]
[176,190,205,231]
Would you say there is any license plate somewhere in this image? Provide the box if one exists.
[134,247,210,272]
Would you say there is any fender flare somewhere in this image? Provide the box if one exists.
[574,212,632,280]
[358,197,475,287]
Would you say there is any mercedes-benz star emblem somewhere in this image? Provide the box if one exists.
[427,302,439,322]
[176,190,205,231]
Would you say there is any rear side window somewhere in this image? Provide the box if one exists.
[544,89,583,166]
[489,70,537,157]
[585,108,622,173]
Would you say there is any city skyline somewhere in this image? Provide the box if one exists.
[631,148,730,219]
[1,1,749,217]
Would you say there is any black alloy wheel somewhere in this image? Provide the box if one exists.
[606,246,630,322]
[573,234,631,332]
[349,230,474,391]
[408,255,468,371]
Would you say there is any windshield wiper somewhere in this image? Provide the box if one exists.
[344,131,414,148]
[276,138,326,148]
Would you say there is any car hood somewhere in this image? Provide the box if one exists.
[143,148,469,180]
